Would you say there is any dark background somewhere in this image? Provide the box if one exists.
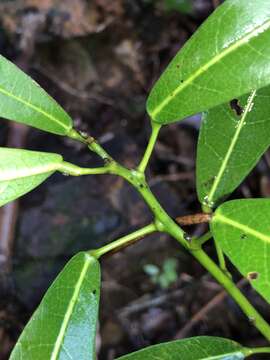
[0,1,270,359]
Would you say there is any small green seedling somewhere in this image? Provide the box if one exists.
[144,258,178,289]
[2,0,270,358]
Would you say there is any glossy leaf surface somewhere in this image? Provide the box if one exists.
[0,147,63,206]
[0,55,72,135]
[10,252,101,360]
[147,0,270,124]
[117,336,247,359]
[211,199,270,303]
[197,87,270,209]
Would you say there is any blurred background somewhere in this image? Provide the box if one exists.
[0,0,270,359]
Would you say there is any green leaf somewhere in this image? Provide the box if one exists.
[196,86,270,209]
[0,147,63,206]
[0,55,73,135]
[147,0,270,124]
[116,336,247,359]
[10,252,101,360]
[211,199,270,303]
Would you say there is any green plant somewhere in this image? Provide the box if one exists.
[2,0,270,358]
[143,257,178,289]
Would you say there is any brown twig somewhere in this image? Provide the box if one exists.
[0,202,19,271]
[174,278,247,339]
[0,19,35,271]
[0,123,28,272]
[176,213,212,226]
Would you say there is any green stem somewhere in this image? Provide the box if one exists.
[67,129,89,144]
[114,166,270,340]
[67,128,113,162]
[190,248,270,341]
[58,161,112,176]
[91,223,157,258]
[247,347,270,356]
[87,141,112,162]
[68,127,270,342]
[137,122,161,173]
[192,231,212,248]
[112,165,188,249]
[111,164,270,340]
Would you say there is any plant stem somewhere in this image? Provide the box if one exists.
[87,141,113,162]
[193,231,213,247]
[113,165,270,340]
[176,213,211,226]
[69,127,270,342]
[58,161,112,176]
[67,129,89,144]
[91,223,157,258]
[110,164,270,340]
[247,347,270,356]
[67,128,113,162]
[190,248,270,341]
[137,123,161,173]
[112,165,188,249]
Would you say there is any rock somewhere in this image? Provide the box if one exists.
[16,176,123,259]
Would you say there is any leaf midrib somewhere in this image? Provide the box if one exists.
[214,212,270,243]
[50,254,92,360]
[0,82,69,130]
[207,90,257,206]
[151,19,270,119]
[0,162,62,181]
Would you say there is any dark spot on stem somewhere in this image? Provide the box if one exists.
[79,130,89,139]
[92,289,97,295]
[240,233,247,239]
[104,158,112,165]
[247,272,259,281]
[230,99,244,116]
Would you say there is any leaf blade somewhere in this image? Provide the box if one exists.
[211,199,270,303]
[10,252,101,360]
[0,147,63,206]
[0,55,73,135]
[147,0,270,124]
[116,336,246,360]
[196,86,270,209]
